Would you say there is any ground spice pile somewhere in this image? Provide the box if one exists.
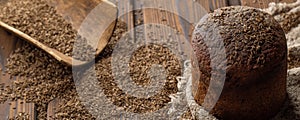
[1,42,75,119]
[52,21,128,120]
[0,19,138,119]
[55,20,183,118]
[95,44,181,113]
[0,0,95,61]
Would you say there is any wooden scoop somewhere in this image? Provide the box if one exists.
[0,0,117,66]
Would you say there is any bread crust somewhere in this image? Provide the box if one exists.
[191,6,287,120]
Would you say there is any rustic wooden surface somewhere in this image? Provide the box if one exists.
[0,28,35,119]
[0,0,296,119]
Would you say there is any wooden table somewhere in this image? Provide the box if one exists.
[0,0,296,119]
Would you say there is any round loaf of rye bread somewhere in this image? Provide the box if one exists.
[191,6,287,120]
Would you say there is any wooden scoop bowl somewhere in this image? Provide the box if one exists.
[0,0,117,66]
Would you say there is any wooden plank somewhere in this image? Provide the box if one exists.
[175,0,215,41]
[47,99,60,119]
[9,101,16,119]
[241,0,297,8]
[192,0,211,11]
[0,69,10,119]
[142,0,179,39]
[193,0,229,12]
[26,102,35,120]
[0,28,35,119]
[17,100,22,114]
[198,0,212,12]
[228,0,242,6]
[211,0,229,10]
[142,0,196,38]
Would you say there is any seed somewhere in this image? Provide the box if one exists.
[161,18,167,22]
[0,0,94,61]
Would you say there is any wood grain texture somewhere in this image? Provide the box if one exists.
[198,0,212,12]
[194,0,229,12]
[47,99,60,120]
[0,28,35,120]
[211,0,229,10]
[228,0,242,6]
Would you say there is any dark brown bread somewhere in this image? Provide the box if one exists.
[191,6,287,120]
